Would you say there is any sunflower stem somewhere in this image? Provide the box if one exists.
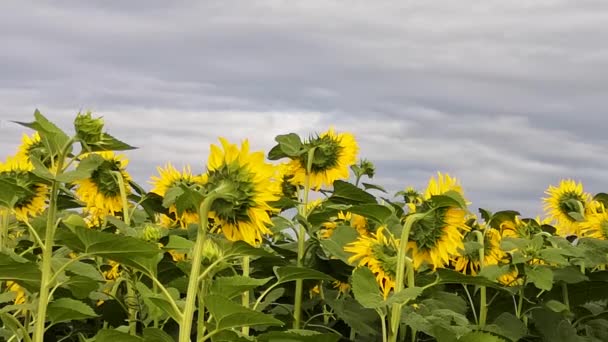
[562,283,570,311]
[389,213,425,342]
[241,256,251,336]
[180,191,221,342]
[473,230,487,329]
[32,137,72,342]
[0,207,8,253]
[113,171,137,335]
[197,278,207,339]
[294,147,315,329]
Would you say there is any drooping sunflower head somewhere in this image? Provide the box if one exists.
[0,155,48,220]
[344,226,398,298]
[289,128,358,190]
[150,163,206,228]
[407,207,470,270]
[204,138,280,246]
[499,216,535,239]
[424,172,464,200]
[453,227,505,276]
[320,211,368,239]
[579,204,608,240]
[74,152,132,221]
[276,162,298,199]
[543,179,591,236]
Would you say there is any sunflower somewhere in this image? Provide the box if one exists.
[543,179,591,236]
[453,227,505,276]
[407,173,470,270]
[423,172,464,199]
[288,128,358,190]
[0,155,48,220]
[150,163,206,228]
[344,226,398,298]
[320,211,368,238]
[204,138,279,246]
[402,186,423,212]
[6,281,26,304]
[579,205,608,240]
[498,266,523,287]
[499,217,538,239]
[74,152,132,222]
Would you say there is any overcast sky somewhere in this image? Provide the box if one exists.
[1,1,607,217]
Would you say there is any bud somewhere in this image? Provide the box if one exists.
[201,238,224,264]
[351,158,375,180]
[74,112,104,145]
[141,223,163,242]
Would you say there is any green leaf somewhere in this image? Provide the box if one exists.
[384,287,424,306]
[362,182,387,193]
[162,235,194,251]
[270,215,294,233]
[0,312,30,342]
[274,266,334,284]
[351,267,384,309]
[87,132,137,151]
[457,332,505,342]
[209,276,273,299]
[142,328,174,342]
[206,294,284,331]
[94,329,143,342]
[226,241,277,258]
[47,298,98,324]
[349,204,393,224]
[62,259,105,282]
[525,265,554,291]
[56,153,105,183]
[477,265,510,282]
[146,296,182,323]
[430,191,467,210]
[257,331,341,342]
[329,180,377,204]
[64,275,100,299]
[545,299,569,313]
[276,133,303,157]
[488,312,527,342]
[487,211,520,230]
[320,225,359,263]
[325,296,378,337]
[57,225,162,274]
[0,177,34,208]
[553,266,588,284]
[14,110,71,157]
[0,253,41,290]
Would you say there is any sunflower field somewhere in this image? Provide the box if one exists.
[2,111,608,342]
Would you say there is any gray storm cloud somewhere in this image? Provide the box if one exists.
[1,0,607,216]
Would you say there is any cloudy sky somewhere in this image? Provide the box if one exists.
[1,1,607,216]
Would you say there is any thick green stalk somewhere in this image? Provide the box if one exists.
[32,139,71,342]
[197,279,207,339]
[33,172,60,341]
[388,213,425,342]
[474,230,487,328]
[241,256,251,336]
[0,207,8,252]
[179,193,218,342]
[562,283,570,311]
[293,148,315,329]
[114,171,137,335]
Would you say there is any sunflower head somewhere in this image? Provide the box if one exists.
[344,226,398,298]
[408,207,470,270]
[15,132,53,167]
[150,163,206,228]
[424,172,464,200]
[0,155,48,220]
[288,128,358,190]
[74,111,104,145]
[74,152,132,221]
[580,204,608,240]
[204,138,279,246]
[543,179,591,236]
[453,226,505,276]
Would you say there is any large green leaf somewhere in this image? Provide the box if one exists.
[142,328,174,342]
[276,133,303,157]
[56,154,104,183]
[257,331,341,342]
[47,298,98,324]
[457,332,506,342]
[205,294,284,331]
[329,180,377,204]
[14,110,71,157]
[94,329,143,342]
[436,269,516,293]
[349,204,393,224]
[0,253,41,290]
[162,235,194,251]
[486,312,527,342]
[351,267,384,309]
[274,266,334,284]
[209,276,273,299]
[64,275,100,299]
[319,225,358,263]
[525,265,554,291]
[384,287,424,306]
[86,132,136,151]
[325,296,378,337]
[57,223,162,273]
